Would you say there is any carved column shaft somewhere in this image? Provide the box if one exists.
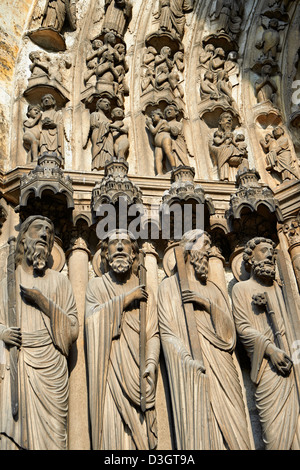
[67,237,91,450]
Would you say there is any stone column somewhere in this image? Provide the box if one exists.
[66,233,91,450]
[142,242,174,450]
[208,245,227,295]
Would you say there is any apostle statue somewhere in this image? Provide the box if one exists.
[157,229,252,449]
[232,237,300,449]
[85,229,160,450]
[0,216,79,450]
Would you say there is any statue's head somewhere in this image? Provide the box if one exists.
[104,31,116,46]
[218,112,233,131]
[164,104,179,121]
[41,94,56,110]
[243,237,276,281]
[26,104,41,118]
[179,229,211,283]
[15,216,54,274]
[96,97,111,113]
[111,107,124,120]
[273,126,284,139]
[100,229,139,276]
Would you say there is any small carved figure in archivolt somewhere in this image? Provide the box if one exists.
[90,97,114,170]
[260,126,299,181]
[102,0,132,38]
[156,0,194,39]
[23,104,43,163]
[110,107,129,161]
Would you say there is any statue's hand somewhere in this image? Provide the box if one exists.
[267,344,293,376]
[1,327,22,348]
[182,290,210,312]
[143,363,156,393]
[124,285,148,309]
[20,285,47,310]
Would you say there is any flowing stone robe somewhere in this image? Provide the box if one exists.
[42,0,67,31]
[85,271,160,450]
[90,109,114,170]
[158,274,252,450]
[232,278,300,450]
[0,265,78,450]
[158,0,194,38]
[40,107,64,156]
[102,0,132,37]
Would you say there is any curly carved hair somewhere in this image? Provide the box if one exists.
[243,237,276,272]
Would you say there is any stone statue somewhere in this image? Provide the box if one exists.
[90,97,114,170]
[39,93,64,157]
[158,230,252,449]
[0,216,78,449]
[210,112,248,181]
[163,104,189,166]
[255,64,277,104]
[156,0,194,39]
[41,0,77,33]
[23,104,42,162]
[260,126,299,181]
[232,237,300,449]
[84,39,106,86]
[85,229,160,450]
[256,18,282,61]
[146,106,189,175]
[29,51,50,78]
[210,0,243,39]
[110,107,129,161]
[102,0,132,38]
[146,108,176,174]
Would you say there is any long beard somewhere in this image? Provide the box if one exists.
[108,253,133,274]
[253,260,276,280]
[190,251,209,282]
[24,239,49,273]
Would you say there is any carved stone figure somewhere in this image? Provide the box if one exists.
[29,51,50,78]
[232,237,300,449]
[255,64,277,104]
[210,112,248,181]
[39,93,64,157]
[209,0,243,39]
[90,97,114,170]
[84,39,105,86]
[0,216,78,449]
[41,0,77,33]
[102,0,132,38]
[141,46,158,94]
[156,0,194,39]
[23,104,42,162]
[158,230,252,449]
[256,18,282,61]
[260,126,299,181]
[146,109,176,174]
[85,229,160,450]
[110,107,129,161]
[146,105,189,175]
[163,104,189,165]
